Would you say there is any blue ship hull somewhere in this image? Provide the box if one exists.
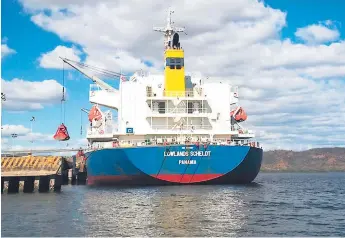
[86,145,263,186]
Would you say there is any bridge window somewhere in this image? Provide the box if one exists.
[175,58,182,69]
[158,102,165,114]
[166,57,184,70]
[187,102,193,114]
[170,58,175,69]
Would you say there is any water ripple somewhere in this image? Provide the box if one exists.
[2,172,345,237]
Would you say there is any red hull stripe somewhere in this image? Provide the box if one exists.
[88,174,224,185]
[153,174,223,183]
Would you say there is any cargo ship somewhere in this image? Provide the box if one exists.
[61,9,263,186]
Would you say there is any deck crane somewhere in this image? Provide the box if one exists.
[55,58,126,141]
[60,57,118,92]
[59,57,124,110]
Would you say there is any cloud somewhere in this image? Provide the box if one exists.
[295,21,340,44]
[1,43,16,59]
[1,124,31,137]
[1,125,88,155]
[1,124,55,152]
[27,0,287,74]
[1,78,64,111]
[1,123,74,153]
[1,124,54,140]
[15,0,345,150]
[39,45,82,69]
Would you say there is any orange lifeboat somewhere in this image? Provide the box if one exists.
[88,105,102,122]
[230,107,247,122]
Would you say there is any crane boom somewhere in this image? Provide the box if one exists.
[81,108,90,114]
[60,57,116,92]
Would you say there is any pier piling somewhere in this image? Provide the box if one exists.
[68,169,77,184]
[38,176,50,193]
[8,177,20,193]
[23,176,35,193]
[62,170,69,185]
[77,171,87,185]
[54,175,62,192]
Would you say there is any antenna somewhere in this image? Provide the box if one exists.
[153,8,186,48]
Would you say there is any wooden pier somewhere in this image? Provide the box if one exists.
[1,155,63,193]
[1,153,88,194]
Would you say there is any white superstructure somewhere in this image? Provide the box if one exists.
[62,9,257,149]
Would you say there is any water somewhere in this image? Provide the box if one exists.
[2,172,345,237]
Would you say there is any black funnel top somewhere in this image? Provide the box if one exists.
[172,33,180,48]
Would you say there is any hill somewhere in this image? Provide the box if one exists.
[261,147,345,172]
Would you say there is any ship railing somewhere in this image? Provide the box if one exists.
[146,89,205,98]
[151,125,213,130]
[134,69,150,77]
[86,122,118,136]
[149,108,210,114]
[90,83,116,93]
[110,137,260,149]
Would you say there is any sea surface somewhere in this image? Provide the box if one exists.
[2,172,345,237]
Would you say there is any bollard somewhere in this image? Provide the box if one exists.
[23,176,35,193]
[38,176,50,193]
[1,178,4,194]
[8,177,20,193]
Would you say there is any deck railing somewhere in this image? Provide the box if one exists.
[146,89,205,98]
[150,125,213,131]
[149,108,210,114]
[90,136,261,149]
[86,122,118,136]
[84,122,256,137]
[89,84,116,93]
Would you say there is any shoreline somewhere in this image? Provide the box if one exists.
[260,169,345,173]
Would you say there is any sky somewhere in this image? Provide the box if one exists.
[1,0,345,152]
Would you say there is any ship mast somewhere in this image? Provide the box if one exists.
[153,8,186,49]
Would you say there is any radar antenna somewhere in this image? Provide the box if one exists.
[153,8,186,49]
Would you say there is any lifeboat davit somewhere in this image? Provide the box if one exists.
[53,123,70,141]
[88,105,102,122]
[230,107,247,122]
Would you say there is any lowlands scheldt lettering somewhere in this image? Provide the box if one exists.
[164,151,211,157]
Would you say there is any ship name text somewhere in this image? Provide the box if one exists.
[164,151,211,157]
